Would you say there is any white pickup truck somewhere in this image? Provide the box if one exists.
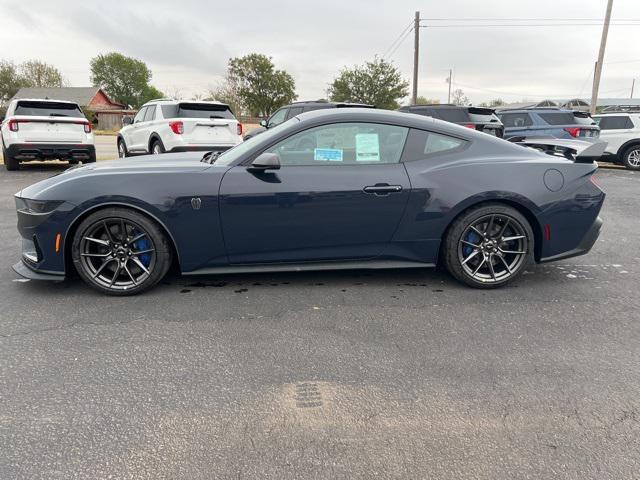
[117,99,243,157]
[1,98,95,171]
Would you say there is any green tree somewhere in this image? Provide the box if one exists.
[328,57,409,110]
[0,60,27,106]
[451,88,469,106]
[415,96,439,105]
[489,98,505,107]
[206,79,246,116]
[90,52,160,108]
[20,60,66,88]
[227,54,296,117]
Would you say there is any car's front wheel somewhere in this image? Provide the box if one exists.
[443,204,534,288]
[621,145,640,170]
[117,138,128,158]
[71,208,172,295]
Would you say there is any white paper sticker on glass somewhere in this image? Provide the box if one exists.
[356,133,380,161]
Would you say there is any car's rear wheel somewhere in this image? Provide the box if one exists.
[443,204,534,288]
[3,144,19,171]
[71,208,172,295]
[117,138,128,158]
[621,145,640,170]
[151,138,165,155]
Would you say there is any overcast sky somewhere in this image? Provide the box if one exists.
[1,0,639,104]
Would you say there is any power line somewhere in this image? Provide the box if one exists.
[419,17,640,21]
[381,20,414,59]
[385,26,414,61]
[420,23,640,28]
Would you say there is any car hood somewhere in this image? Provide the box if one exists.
[16,153,214,199]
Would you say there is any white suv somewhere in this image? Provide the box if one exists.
[593,112,640,170]
[117,99,243,157]
[1,98,95,171]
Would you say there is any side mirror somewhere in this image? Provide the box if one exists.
[249,152,280,171]
[122,116,133,126]
[260,119,268,128]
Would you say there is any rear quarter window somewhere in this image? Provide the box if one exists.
[14,101,84,118]
[538,112,576,125]
[402,129,468,161]
[595,116,634,130]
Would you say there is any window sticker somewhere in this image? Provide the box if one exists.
[355,133,380,161]
[314,148,343,162]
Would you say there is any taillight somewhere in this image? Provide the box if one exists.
[83,122,92,134]
[463,123,475,129]
[564,127,580,138]
[544,224,551,241]
[8,119,19,132]
[237,123,243,136]
[169,121,184,134]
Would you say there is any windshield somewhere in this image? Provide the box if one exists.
[15,101,84,118]
[215,117,300,166]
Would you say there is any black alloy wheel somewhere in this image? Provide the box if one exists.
[72,208,172,295]
[444,204,534,288]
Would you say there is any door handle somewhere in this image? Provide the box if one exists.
[363,183,403,195]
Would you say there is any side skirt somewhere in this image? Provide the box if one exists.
[183,259,435,276]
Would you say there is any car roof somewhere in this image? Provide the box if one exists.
[496,107,575,114]
[288,101,374,108]
[12,98,79,105]
[142,99,230,107]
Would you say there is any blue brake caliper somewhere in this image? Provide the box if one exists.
[463,231,480,257]
[133,235,151,267]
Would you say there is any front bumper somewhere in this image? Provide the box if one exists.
[7,143,95,161]
[539,216,603,263]
[13,260,65,281]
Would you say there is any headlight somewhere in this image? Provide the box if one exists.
[15,197,64,214]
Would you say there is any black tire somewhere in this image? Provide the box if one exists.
[443,203,534,289]
[150,138,165,155]
[84,151,96,164]
[71,208,173,295]
[117,138,129,158]
[621,144,640,170]
[3,144,19,171]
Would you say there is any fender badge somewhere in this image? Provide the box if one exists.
[191,197,202,210]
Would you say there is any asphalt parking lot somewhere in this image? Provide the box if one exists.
[0,162,638,479]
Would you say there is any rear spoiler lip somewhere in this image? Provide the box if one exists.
[509,136,607,163]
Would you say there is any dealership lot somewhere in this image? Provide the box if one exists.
[0,164,638,478]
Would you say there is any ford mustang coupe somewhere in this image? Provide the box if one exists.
[13,109,605,295]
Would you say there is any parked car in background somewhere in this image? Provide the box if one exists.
[1,98,95,171]
[593,110,640,170]
[13,108,604,295]
[243,101,374,140]
[397,105,504,137]
[496,107,599,141]
[117,99,242,157]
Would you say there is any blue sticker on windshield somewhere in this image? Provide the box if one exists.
[314,148,343,162]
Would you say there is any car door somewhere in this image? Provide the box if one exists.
[138,105,157,152]
[218,122,412,264]
[128,106,148,151]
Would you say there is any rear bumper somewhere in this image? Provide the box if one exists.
[168,145,233,153]
[7,143,95,161]
[539,216,603,263]
[12,260,65,281]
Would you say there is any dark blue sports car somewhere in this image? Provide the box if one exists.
[13,109,605,295]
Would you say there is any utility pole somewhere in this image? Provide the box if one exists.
[631,78,635,99]
[411,11,420,105]
[590,0,614,115]
[447,69,453,104]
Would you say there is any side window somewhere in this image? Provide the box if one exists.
[595,116,633,130]
[402,129,467,162]
[133,107,147,124]
[265,122,409,166]
[143,105,156,122]
[286,106,304,119]
[267,108,288,127]
[499,113,533,128]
